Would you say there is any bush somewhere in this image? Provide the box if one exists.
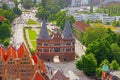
[3,38,10,47]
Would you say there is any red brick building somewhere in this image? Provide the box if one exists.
[0,43,49,80]
[37,20,75,62]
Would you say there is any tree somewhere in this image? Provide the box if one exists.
[0,23,11,39]
[3,38,10,47]
[13,0,19,7]
[33,0,37,4]
[13,7,22,15]
[90,4,93,13]
[69,15,76,25]
[117,34,120,47]
[112,21,117,27]
[85,19,90,24]
[41,0,46,8]
[82,26,107,46]
[109,60,119,70]
[96,59,109,77]
[22,0,33,9]
[57,0,64,9]
[45,5,61,14]
[36,8,50,20]
[76,53,97,76]
[2,3,8,10]
[46,0,54,5]
[86,38,112,65]
[111,43,120,64]
[48,14,56,22]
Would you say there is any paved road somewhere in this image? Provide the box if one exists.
[11,8,38,49]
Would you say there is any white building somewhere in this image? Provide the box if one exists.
[71,13,119,24]
[71,0,89,7]
[0,0,15,9]
[116,16,120,22]
[7,1,15,9]
[102,16,116,24]
[71,0,82,7]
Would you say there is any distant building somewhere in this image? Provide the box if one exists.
[71,0,82,7]
[102,16,115,24]
[7,1,15,9]
[0,0,15,9]
[37,19,75,62]
[54,0,72,7]
[0,43,49,80]
[71,0,89,7]
[91,0,101,6]
[64,0,72,7]
[73,21,89,32]
[71,13,119,24]
[100,0,120,7]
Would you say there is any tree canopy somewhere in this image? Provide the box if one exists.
[76,53,97,76]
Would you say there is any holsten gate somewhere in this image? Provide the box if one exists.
[36,19,75,62]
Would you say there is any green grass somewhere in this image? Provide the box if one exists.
[31,41,36,50]
[28,29,37,50]
[28,29,37,40]
[27,19,39,25]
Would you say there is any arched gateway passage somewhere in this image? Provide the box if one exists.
[0,76,2,80]
[53,56,60,62]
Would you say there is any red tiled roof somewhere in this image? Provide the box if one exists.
[32,53,38,64]
[34,71,45,80]
[73,21,89,32]
[18,43,29,58]
[40,60,47,73]
[0,46,5,56]
[0,16,5,21]
[6,45,17,60]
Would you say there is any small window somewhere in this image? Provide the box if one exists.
[44,44,48,46]
[48,59,50,62]
[66,43,71,45]
[64,58,67,61]
[66,48,71,52]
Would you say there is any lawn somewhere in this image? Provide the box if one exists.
[27,19,39,25]
[28,29,37,50]
[31,41,36,50]
[28,29,37,40]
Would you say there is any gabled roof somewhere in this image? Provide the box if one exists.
[40,60,47,73]
[32,53,38,64]
[73,21,89,32]
[51,70,68,80]
[0,46,5,56]
[63,19,74,39]
[18,43,29,58]
[33,70,45,80]
[38,20,50,40]
[6,45,17,60]
[0,16,5,21]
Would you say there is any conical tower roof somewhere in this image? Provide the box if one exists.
[38,20,50,40]
[63,19,74,39]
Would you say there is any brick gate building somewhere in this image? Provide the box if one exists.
[37,20,75,62]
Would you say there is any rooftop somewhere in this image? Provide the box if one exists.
[73,21,89,32]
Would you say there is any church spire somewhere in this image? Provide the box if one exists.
[63,19,74,39]
[38,19,50,40]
